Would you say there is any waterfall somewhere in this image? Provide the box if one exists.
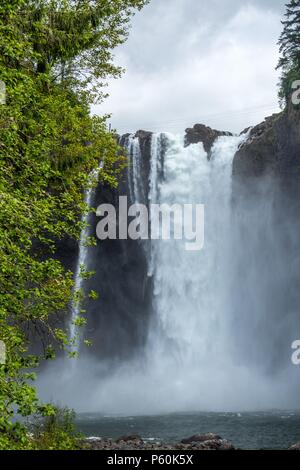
[70,170,100,352]
[149,133,163,206]
[127,135,144,204]
[148,133,164,276]
[148,133,245,365]
[82,132,270,414]
[40,130,300,414]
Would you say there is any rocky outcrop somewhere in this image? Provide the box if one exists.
[84,434,235,451]
[180,433,235,450]
[289,442,300,450]
[185,124,233,156]
[233,104,300,180]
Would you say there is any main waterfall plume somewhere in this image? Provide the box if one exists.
[147,133,244,367]
[38,130,300,414]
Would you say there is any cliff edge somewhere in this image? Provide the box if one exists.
[233,103,300,180]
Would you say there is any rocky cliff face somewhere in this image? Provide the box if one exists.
[233,104,300,182]
[185,123,233,156]
[82,130,155,361]
[230,104,300,374]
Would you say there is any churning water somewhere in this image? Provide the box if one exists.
[75,411,300,450]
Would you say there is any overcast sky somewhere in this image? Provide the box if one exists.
[93,0,286,135]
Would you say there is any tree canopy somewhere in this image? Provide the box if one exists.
[277,0,300,104]
[0,0,148,449]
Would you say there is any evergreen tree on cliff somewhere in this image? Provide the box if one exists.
[277,0,300,104]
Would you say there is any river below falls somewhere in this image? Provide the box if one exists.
[75,410,300,450]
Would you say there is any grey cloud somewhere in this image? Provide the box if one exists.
[94,0,287,134]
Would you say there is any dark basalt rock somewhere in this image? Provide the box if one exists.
[83,185,152,361]
[116,434,143,443]
[180,433,234,450]
[185,123,233,156]
[233,114,280,178]
[233,103,300,180]
[289,442,300,450]
[84,434,235,450]
[181,433,222,444]
[240,126,252,135]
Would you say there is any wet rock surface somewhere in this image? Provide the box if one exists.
[83,433,235,451]
[289,442,300,450]
[185,124,233,156]
[233,103,300,180]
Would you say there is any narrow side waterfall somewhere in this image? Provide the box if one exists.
[70,191,93,349]
[70,170,100,352]
[127,135,144,205]
[149,133,163,206]
[148,133,164,276]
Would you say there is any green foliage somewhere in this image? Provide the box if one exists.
[0,407,83,450]
[277,0,300,105]
[0,0,148,449]
[29,407,84,450]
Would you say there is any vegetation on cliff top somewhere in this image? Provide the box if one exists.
[277,0,300,104]
[0,0,148,450]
